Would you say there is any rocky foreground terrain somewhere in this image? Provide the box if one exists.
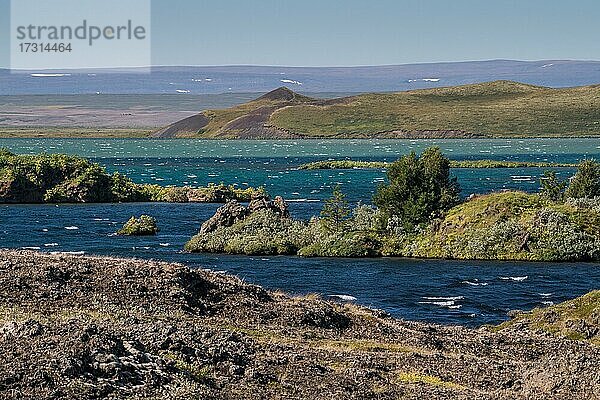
[0,250,599,399]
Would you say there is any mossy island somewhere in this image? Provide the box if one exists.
[298,159,578,170]
[187,147,600,262]
[117,215,159,236]
[0,149,265,204]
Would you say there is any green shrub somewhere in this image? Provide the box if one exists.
[298,231,382,257]
[185,209,310,255]
[540,170,567,202]
[111,172,147,202]
[373,147,460,231]
[566,197,600,212]
[348,203,385,232]
[320,185,351,232]
[566,159,600,199]
[0,150,265,204]
[398,192,600,261]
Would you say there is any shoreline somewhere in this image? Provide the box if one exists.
[3,131,600,139]
[1,249,598,398]
[9,245,600,265]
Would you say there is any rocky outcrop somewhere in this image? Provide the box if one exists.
[1,250,600,399]
[199,200,250,234]
[247,194,290,218]
[152,113,210,138]
[199,194,290,235]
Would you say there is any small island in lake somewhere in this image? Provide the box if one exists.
[117,215,159,236]
[0,149,265,204]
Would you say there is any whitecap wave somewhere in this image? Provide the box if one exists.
[408,78,440,83]
[419,300,456,307]
[422,296,464,301]
[461,280,488,286]
[64,226,79,230]
[499,276,528,281]
[287,199,320,203]
[329,294,357,301]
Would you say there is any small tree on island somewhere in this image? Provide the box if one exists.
[540,170,567,202]
[320,184,351,232]
[373,147,460,230]
[565,159,600,199]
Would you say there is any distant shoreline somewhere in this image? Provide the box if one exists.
[2,129,600,140]
[298,159,578,170]
[3,80,600,138]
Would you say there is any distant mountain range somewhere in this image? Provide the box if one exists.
[154,81,600,139]
[2,60,600,95]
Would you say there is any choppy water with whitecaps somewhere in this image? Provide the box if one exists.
[1,138,600,326]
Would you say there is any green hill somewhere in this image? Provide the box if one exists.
[155,81,600,138]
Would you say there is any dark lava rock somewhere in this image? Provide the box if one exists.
[1,250,600,399]
[199,200,250,234]
[199,195,290,235]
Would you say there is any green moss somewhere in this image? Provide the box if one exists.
[117,215,159,236]
[162,352,212,383]
[185,209,311,255]
[396,372,465,390]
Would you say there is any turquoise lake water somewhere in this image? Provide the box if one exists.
[1,138,600,326]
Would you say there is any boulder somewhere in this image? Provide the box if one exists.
[273,196,290,218]
[199,195,290,235]
[247,193,289,217]
[199,201,249,234]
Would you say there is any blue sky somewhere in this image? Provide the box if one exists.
[1,0,599,67]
